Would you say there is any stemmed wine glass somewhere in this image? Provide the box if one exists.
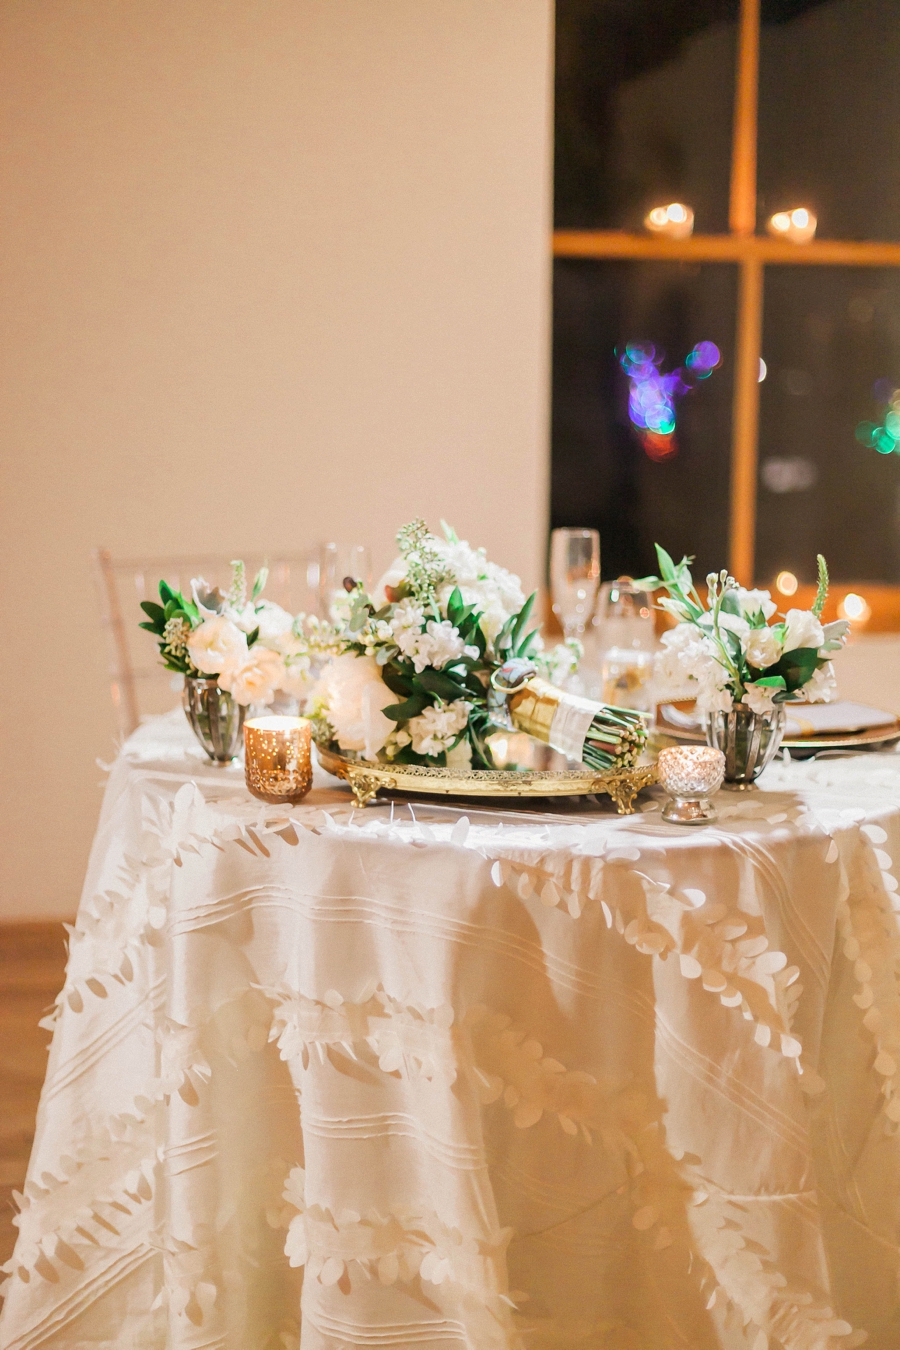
[550,528,601,638]
[314,543,372,618]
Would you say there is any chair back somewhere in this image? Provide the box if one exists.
[93,550,316,740]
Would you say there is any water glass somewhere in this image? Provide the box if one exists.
[314,543,372,618]
[550,528,600,638]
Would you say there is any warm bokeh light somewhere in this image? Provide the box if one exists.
[767,207,817,243]
[758,358,767,382]
[775,570,798,596]
[644,202,694,239]
[838,592,871,622]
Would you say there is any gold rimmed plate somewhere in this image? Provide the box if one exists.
[655,703,900,760]
[316,745,657,814]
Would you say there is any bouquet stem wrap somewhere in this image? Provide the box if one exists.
[503,674,648,772]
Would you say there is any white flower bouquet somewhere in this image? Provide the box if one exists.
[138,561,332,707]
[642,547,849,715]
[307,520,647,773]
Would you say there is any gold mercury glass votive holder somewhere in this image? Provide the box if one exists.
[657,745,725,826]
[244,716,313,805]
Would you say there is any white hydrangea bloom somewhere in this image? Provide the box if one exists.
[407,700,471,757]
[655,624,733,715]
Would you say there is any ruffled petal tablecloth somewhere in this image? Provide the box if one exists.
[2,712,900,1349]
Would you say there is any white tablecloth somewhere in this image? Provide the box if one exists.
[2,712,900,1350]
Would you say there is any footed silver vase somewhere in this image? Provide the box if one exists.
[706,704,786,789]
[183,677,245,763]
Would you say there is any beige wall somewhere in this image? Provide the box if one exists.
[0,0,554,919]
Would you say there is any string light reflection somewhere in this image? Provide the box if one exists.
[767,207,817,243]
[619,341,721,460]
[644,203,694,239]
[838,592,871,623]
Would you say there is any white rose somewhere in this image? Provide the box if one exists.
[218,645,285,706]
[803,662,837,704]
[735,587,777,621]
[247,601,295,644]
[743,626,782,670]
[742,682,778,715]
[783,609,824,652]
[316,653,396,761]
[187,616,248,675]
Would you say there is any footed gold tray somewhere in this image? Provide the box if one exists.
[317,746,657,815]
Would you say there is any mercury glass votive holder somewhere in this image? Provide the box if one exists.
[657,745,725,826]
[244,716,313,805]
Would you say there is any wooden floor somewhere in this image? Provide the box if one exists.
[0,923,68,1268]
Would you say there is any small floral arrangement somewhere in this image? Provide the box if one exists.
[306,520,645,772]
[643,546,849,716]
[138,561,334,707]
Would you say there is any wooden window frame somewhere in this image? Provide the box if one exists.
[553,0,900,608]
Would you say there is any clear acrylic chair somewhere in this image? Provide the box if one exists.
[93,549,317,740]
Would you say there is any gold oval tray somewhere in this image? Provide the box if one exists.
[317,746,657,815]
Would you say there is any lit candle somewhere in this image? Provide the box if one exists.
[657,745,725,825]
[244,716,313,804]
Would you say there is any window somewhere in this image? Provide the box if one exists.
[553,0,900,619]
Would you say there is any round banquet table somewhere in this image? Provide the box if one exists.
[2,713,900,1350]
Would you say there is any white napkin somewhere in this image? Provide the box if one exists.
[658,700,897,738]
[783,701,897,737]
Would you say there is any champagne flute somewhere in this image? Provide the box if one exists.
[550,528,600,639]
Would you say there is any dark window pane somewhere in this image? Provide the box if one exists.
[552,259,736,581]
[756,267,900,583]
[555,0,738,231]
[758,0,900,241]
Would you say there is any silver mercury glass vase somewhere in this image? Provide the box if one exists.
[183,676,246,763]
[705,703,786,790]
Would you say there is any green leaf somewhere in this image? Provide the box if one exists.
[383,694,429,721]
[509,593,536,653]
[446,587,466,626]
[440,520,459,544]
[138,620,159,633]
[140,600,166,624]
[517,629,541,659]
[381,667,414,697]
[158,579,177,606]
[246,626,260,647]
[415,669,468,701]
[655,544,677,581]
[752,675,786,689]
[771,646,819,692]
[719,591,742,617]
[251,566,268,601]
